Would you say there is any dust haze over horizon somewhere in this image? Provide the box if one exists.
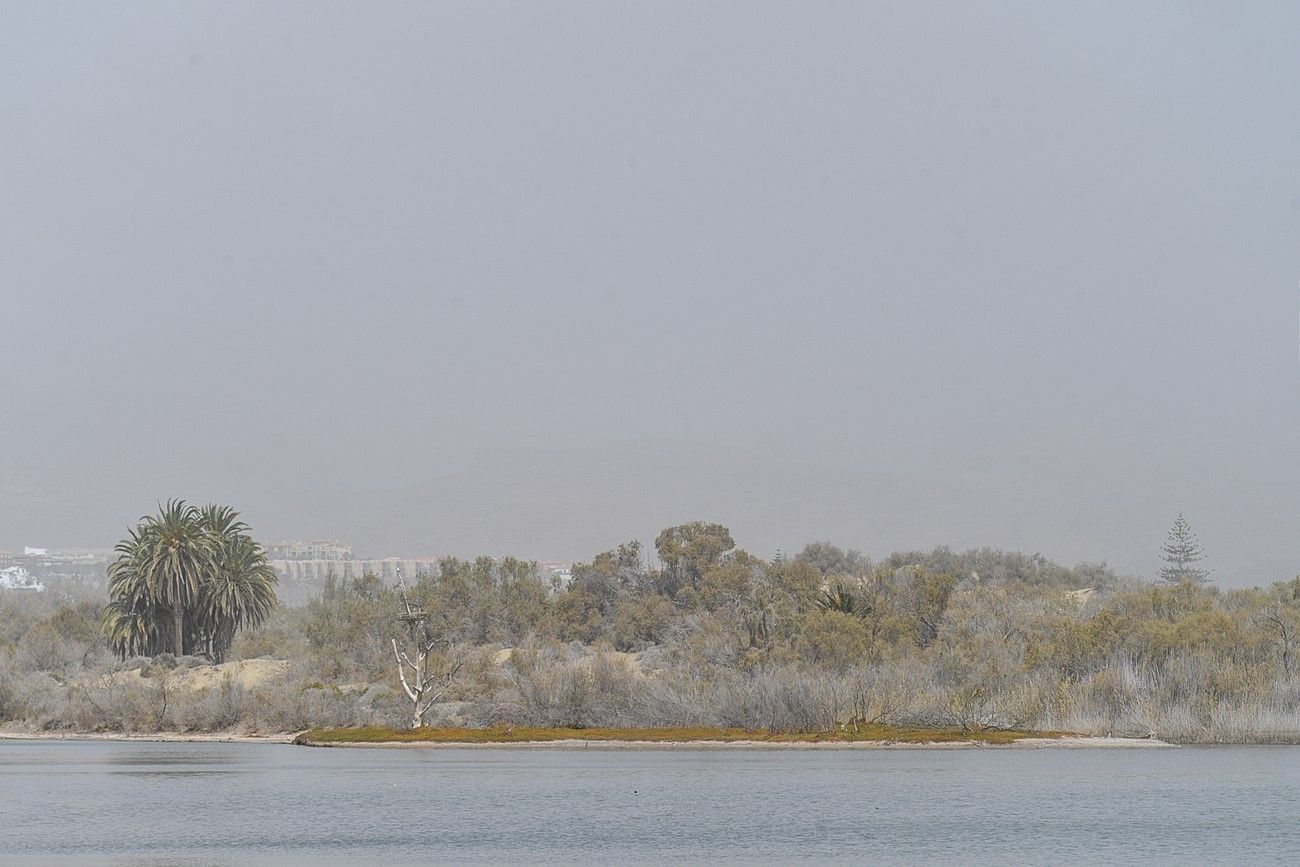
[2,3,1298,585]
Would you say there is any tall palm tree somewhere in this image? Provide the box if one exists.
[102,598,163,658]
[109,501,213,657]
[134,500,216,656]
[198,510,278,662]
[106,524,167,657]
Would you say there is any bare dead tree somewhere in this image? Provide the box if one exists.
[392,579,463,728]
[1259,602,1298,677]
[152,674,170,732]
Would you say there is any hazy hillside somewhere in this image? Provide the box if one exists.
[274,441,1150,570]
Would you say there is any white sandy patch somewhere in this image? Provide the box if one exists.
[118,658,289,691]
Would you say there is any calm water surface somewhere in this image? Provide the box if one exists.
[2,741,1298,865]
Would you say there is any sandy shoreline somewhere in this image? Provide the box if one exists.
[0,731,1173,749]
[298,735,1174,750]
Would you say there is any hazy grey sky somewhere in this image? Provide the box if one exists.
[2,3,1297,584]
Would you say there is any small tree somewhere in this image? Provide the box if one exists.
[391,581,462,729]
[1259,578,1300,677]
[1157,513,1211,585]
[1260,602,1298,676]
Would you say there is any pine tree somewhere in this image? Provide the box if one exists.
[1157,513,1210,585]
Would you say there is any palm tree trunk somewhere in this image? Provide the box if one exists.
[173,606,185,656]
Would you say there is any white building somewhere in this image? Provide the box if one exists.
[0,566,45,592]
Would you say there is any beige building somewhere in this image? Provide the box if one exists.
[270,557,441,585]
[267,540,353,561]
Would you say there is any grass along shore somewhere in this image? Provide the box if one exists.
[293,724,1092,747]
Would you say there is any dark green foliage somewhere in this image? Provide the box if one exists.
[103,501,277,662]
[814,583,871,617]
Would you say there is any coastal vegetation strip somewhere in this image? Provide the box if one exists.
[294,724,1061,746]
[9,512,1300,744]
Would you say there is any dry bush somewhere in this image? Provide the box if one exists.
[497,642,638,727]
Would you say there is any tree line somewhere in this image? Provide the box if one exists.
[5,508,1300,742]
